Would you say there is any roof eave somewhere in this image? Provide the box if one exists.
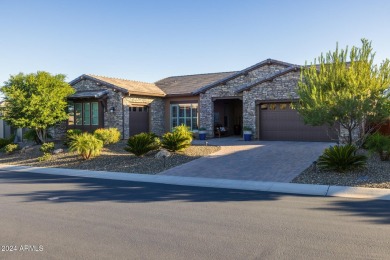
[235,66,301,93]
[70,74,129,94]
[192,59,296,95]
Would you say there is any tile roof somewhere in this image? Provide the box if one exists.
[155,71,238,96]
[87,74,166,97]
[69,74,165,97]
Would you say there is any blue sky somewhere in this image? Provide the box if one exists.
[1,0,389,84]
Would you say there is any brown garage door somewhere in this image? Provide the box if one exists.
[129,106,149,136]
[259,103,337,141]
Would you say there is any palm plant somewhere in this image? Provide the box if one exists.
[69,133,103,160]
[124,132,160,157]
[317,144,367,172]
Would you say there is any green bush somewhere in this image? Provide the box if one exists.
[94,128,121,145]
[69,133,103,160]
[4,143,20,154]
[0,135,13,149]
[365,132,390,161]
[64,129,82,146]
[124,132,160,157]
[39,142,55,154]
[38,153,52,162]
[317,145,367,172]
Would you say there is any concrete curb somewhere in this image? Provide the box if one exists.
[0,164,389,201]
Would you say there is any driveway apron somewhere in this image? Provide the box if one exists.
[159,138,333,182]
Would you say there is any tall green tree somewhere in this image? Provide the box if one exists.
[297,39,390,145]
[1,71,74,143]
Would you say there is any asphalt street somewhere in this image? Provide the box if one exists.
[0,171,389,260]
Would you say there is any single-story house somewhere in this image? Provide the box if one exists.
[66,59,338,141]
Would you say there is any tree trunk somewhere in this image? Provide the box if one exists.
[35,129,47,144]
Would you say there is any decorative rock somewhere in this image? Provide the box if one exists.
[52,148,64,154]
[19,146,30,154]
[155,149,171,159]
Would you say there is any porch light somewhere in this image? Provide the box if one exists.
[109,107,115,113]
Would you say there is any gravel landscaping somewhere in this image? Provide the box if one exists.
[292,150,390,189]
[0,141,220,174]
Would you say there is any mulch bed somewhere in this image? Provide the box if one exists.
[292,150,390,189]
[0,141,221,174]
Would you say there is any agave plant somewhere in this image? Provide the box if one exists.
[317,144,367,172]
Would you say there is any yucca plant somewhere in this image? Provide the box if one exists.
[365,132,390,161]
[124,132,160,157]
[94,128,121,146]
[69,133,103,160]
[64,129,82,146]
[317,144,367,172]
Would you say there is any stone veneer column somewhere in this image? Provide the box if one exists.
[242,91,257,138]
[150,98,165,136]
[199,93,214,136]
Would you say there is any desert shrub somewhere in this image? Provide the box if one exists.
[64,129,82,146]
[69,133,103,160]
[94,128,121,145]
[317,145,367,172]
[38,153,52,162]
[124,132,160,157]
[39,142,55,154]
[4,143,20,154]
[365,132,390,161]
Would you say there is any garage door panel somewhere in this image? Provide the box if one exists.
[259,103,337,141]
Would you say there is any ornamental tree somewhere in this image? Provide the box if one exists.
[1,71,75,143]
[296,39,390,145]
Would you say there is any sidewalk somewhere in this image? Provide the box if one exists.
[1,164,389,201]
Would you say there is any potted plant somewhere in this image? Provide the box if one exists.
[198,127,207,140]
[243,126,252,141]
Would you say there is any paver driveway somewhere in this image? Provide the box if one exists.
[159,137,334,182]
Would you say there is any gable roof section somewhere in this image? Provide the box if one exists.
[155,71,237,96]
[235,66,301,93]
[192,59,295,95]
[69,74,166,97]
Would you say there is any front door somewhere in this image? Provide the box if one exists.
[129,106,149,136]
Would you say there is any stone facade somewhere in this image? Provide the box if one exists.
[72,79,125,136]
[243,71,301,138]
[200,64,288,137]
[123,95,165,137]
[69,79,165,139]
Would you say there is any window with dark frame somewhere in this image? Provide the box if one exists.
[68,101,99,126]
